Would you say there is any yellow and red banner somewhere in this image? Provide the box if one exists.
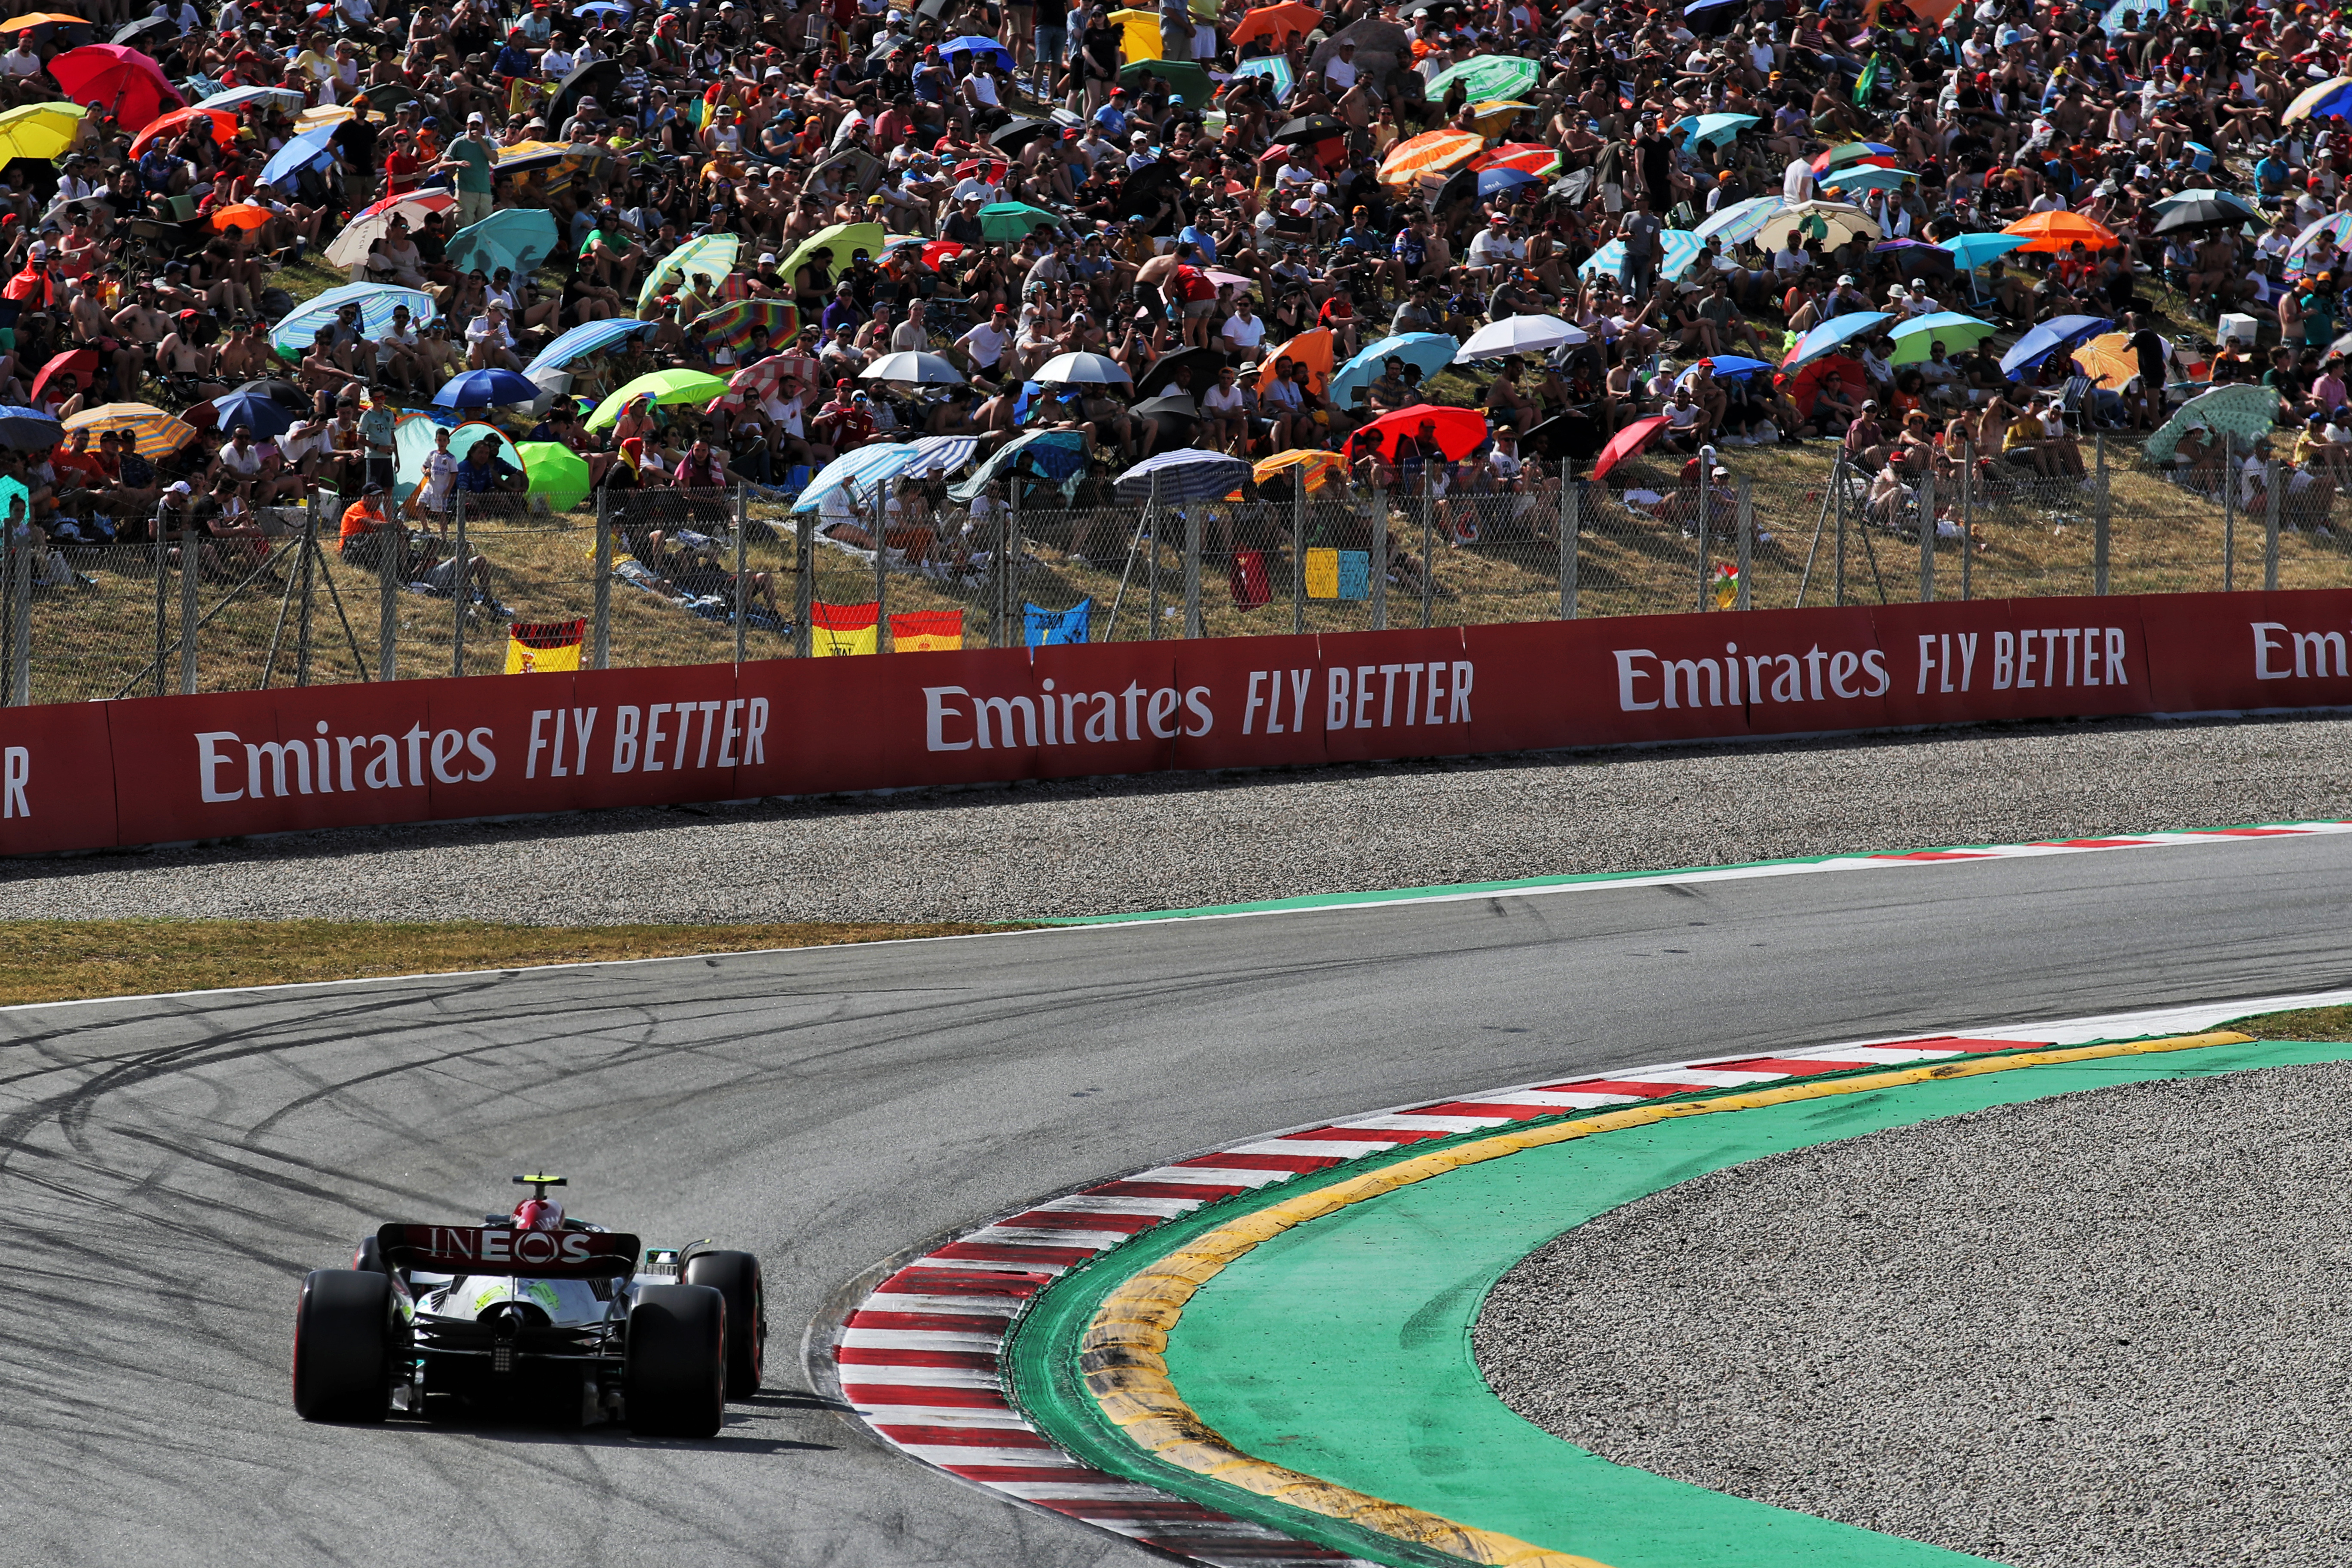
[506,619,585,674]
[812,601,879,657]
[889,610,964,652]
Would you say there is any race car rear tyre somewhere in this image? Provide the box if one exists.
[684,1250,765,1400]
[352,1235,386,1274]
[626,1283,726,1438]
[293,1269,392,1423]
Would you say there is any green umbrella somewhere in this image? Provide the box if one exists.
[516,441,591,510]
[979,202,1064,241]
[2143,383,2284,465]
[586,368,731,431]
[1426,54,1538,103]
[638,232,741,310]
[1120,56,1211,105]
[778,221,884,297]
[1887,310,1997,365]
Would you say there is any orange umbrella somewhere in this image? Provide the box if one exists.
[1470,142,1561,177]
[1256,327,1333,396]
[1377,129,1482,186]
[2072,331,2140,391]
[1,11,85,26]
[2001,211,2120,253]
[1255,449,1348,490]
[126,104,235,159]
[1228,0,1320,47]
[209,202,272,231]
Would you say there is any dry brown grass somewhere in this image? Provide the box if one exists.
[2226,1004,2352,1043]
[0,917,1029,1006]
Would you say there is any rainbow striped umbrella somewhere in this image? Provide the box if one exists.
[2288,211,2352,273]
[2286,76,2352,125]
[62,401,196,458]
[1377,129,1483,186]
[690,298,798,352]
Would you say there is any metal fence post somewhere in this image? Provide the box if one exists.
[733,488,749,663]
[2222,457,2237,592]
[1183,496,1201,640]
[1833,455,1848,608]
[1695,446,1713,613]
[793,511,813,658]
[375,509,396,683]
[1419,467,1433,629]
[2265,459,2282,592]
[450,487,467,677]
[1559,464,1577,619]
[178,523,200,696]
[871,484,891,654]
[1290,477,1305,637]
[1918,469,1936,604]
[2092,432,2110,596]
[1146,474,1161,639]
[297,493,316,687]
[153,525,168,698]
[1007,472,1023,649]
[1735,476,1752,610]
[1369,487,1388,632]
[5,509,26,707]
[593,489,613,669]
[1960,441,1974,602]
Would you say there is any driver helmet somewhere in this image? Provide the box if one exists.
[513,1196,565,1230]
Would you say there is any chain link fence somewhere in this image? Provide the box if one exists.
[7,444,2352,708]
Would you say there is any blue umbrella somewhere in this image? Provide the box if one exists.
[1476,167,1540,197]
[1676,355,1773,389]
[948,428,1089,502]
[1673,112,1758,149]
[1941,232,2029,269]
[1329,331,1458,411]
[271,282,436,362]
[941,33,1014,69]
[205,389,294,440]
[1579,231,1707,285]
[1114,447,1253,502]
[257,122,337,191]
[1693,194,1783,247]
[0,405,59,450]
[435,368,542,408]
[525,316,658,375]
[446,208,559,278]
[573,1,629,15]
[2000,314,2111,379]
[1785,310,1894,371]
[1818,164,1915,193]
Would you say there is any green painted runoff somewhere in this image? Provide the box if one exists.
[1155,1039,2352,1567]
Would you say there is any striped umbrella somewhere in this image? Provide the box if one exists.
[62,401,196,458]
[1377,129,1482,187]
[1114,448,1253,502]
[1467,99,1536,137]
[1425,54,1537,102]
[1470,143,1561,178]
[639,232,742,309]
[2288,211,2352,273]
[690,298,797,352]
[792,435,979,513]
[1578,230,1706,285]
[1693,195,1785,248]
[1254,450,1348,491]
[2285,76,2352,125]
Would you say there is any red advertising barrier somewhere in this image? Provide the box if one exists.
[6,589,2352,859]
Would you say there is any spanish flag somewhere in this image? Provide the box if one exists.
[506,618,585,673]
[812,600,879,656]
[889,609,963,652]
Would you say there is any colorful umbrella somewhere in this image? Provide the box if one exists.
[585,368,730,430]
[28,349,95,406]
[1693,194,1785,248]
[2070,332,2141,392]
[270,282,435,361]
[46,43,180,132]
[1786,352,1864,418]
[434,367,542,408]
[1114,447,1254,502]
[1471,143,1561,178]
[1230,0,1319,46]
[1108,6,1164,61]
[1675,355,1774,388]
[1377,129,1483,186]
[1,13,87,28]
[639,231,743,309]
[1811,141,1897,173]
[1782,310,1893,370]
[1254,449,1349,491]
[525,316,660,376]
[940,32,1014,69]
[2143,384,2282,464]
[1351,403,1489,462]
[208,202,272,232]
[0,405,61,449]
[2001,211,2120,253]
[1577,232,1706,287]
[0,100,80,167]
[2151,186,2255,221]
[1588,413,1671,481]
[978,201,1063,240]
[126,104,233,159]
[690,298,798,352]
[257,122,338,190]
[713,354,791,412]
[1256,327,1332,395]
[1817,164,1915,194]
[1468,99,1536,137]
[2288,211,2352,273]
[2285,76,2352,125]
[61,401,193,458]
[515,441,591,510]
[1230,55,1293,101]
[1425,53,1537,102]
[775,223,879,300]
[203,387,294,440]
[1753,200,1881,251]
[322,193,450,270]
[1674,112,1758,148]
[357,187,454,222]
[1999,314,2111,378]
[1941,231,2029,268]
[1329,332,1458,411]
[1889,310,1996,364]
[447,208,559,278]
[1476,166,1540,198]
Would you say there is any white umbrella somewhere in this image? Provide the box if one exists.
[1032,351,1131,386]
[859,351,966,385]
[1452,314,1588,362]
[1752,199,1883,253]
[323,194,454,271]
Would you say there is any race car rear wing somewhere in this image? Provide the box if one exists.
[377,1224,642,1278]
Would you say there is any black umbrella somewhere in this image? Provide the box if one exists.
[1133,389,1198,418]
[991,117,1050,152]
[1274,114,1345,143]
[1133,346,1226,399]
[112,14,171,44]
[1550,167,1594,205]
[1519,410,1606,462]
[1115,161,1186,234]
[2152,197,2251,234]
[545,58,625,132]
[237,378,310,411]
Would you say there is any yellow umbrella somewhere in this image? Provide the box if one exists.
[2071,331,2141,392]
[1110,6,1161,60]
[1254,450,1348,490]
[0,100,81,167]
[1377,129,1483,186]
[1468,99,1535,136]
[778,221,881,295]
[0,11,85,25]
[62,401,197,459]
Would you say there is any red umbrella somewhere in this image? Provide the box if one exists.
[127,105,235,159]
[1350,403,1489,461]
[922,239,966,270]
[1589,413,1672,481]
[48,43,182,132]
[1786,353,1862,418]
[29,348,97,407]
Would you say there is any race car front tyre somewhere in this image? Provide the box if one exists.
[293,1269,392,1423]
[683,1250,765,1400]
[626,1283,726,1438]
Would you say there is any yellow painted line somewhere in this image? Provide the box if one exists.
[1080,1031,2254,1568]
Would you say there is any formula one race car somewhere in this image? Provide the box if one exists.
[292,1176,765,1436]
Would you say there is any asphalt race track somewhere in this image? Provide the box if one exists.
[7,834,2350,1566]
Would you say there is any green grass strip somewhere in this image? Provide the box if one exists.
[1006,1036,2352,1566]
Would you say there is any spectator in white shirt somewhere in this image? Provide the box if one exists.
[1220,297,1265,354]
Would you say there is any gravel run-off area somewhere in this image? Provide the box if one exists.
[1477,1060,2352,1568]
[4,712,2351,923]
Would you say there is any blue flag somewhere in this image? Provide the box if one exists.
[1026,600,1092,647]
